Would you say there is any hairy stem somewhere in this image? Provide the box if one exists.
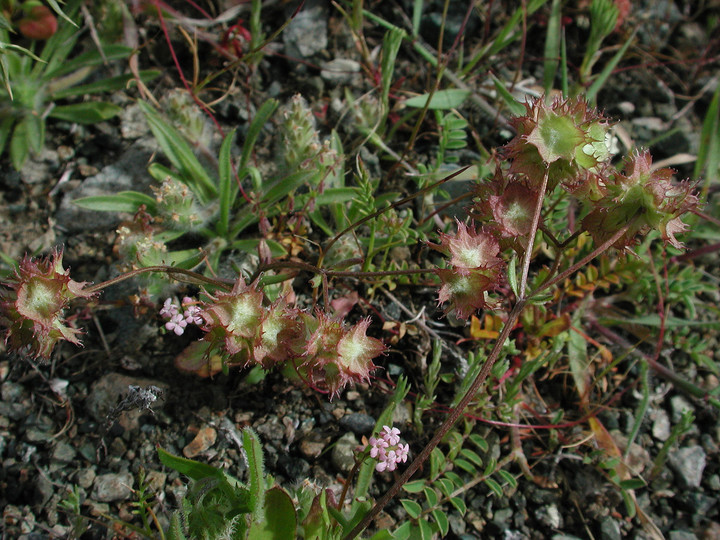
[84,266,232,295]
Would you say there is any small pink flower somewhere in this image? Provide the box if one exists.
[165,313,187,335]
[368,425,409,472]
[159,298,179,319]
[183,305,203,325]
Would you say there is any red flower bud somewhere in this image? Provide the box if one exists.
[18,6,57,40]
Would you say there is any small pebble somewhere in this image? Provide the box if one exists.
[331,432,358,473]
[652,409,671,441]
[668,445,706,488]
[92,472,134,502]
[183,426,217,458]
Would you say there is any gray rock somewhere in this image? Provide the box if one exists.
[670,395,694,423]
[669,531,697,540]
[35,474,54,506]
[75,468,96,489]
[492,508,513,529]
[331,432,358,473]
[21,148,60,184]
[55,138,156,234]
[600,516,622,540]
[283,0,327,59]
[668,445,706,488]
[255,415,285,445]
[51,442,76,463]
[2,381,25,401]
[652,409,671,441]
[321,59,361,85]
[707,474,720,491]
[535,503,562,529]
[92,472,134,502]
[338,413,376,435]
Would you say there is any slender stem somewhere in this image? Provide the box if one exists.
[84,266,232,295]
[253,259,435,281]
[519,167,549,298]
[529,222,635,300]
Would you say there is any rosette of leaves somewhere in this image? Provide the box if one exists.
[0,0,159,169]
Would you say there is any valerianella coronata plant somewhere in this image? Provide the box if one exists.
[581,150,699,249]
[433,221,504,319]
[368,425,410,472]
[194,279,384,397]
[504,96,612,189]
[297,311,384,398]
[0,250,96,360]
[199,280,267,365]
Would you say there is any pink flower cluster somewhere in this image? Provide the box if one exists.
[368,425,409,472]
[159,297,202,336]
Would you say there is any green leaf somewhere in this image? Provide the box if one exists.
[400,499,422,519]
[402,480,426,493]
[423,486,438,507]
[240,98,278,169]
[449,496,467,515]
[49,102,122,124]
[543,0,562,94]
[44,44,133,79]
[469,434,489,453]
[261,170,314,207]
[243,427,266,521]
[619,478,646,490]
[10,117,31,170]
[158,447,230,483]
[431,509,449,537]
[46,0,78,27]
[497,469,518,490]
[217,128,237,238]
[453,458,477,475]
[380,27,405,110]
[444,471,463,488]
[167,249,205,269]
[51,70,161,99]
[484,477,503,498]
[459,448,484,468]
[138,100,217,203]
[405,89,471,110]
[417,518,433,539]
[434,478,453,497]
[392,521,412,540]
[491,76,527,116]
[231,238,287,258]
[247,486,297,540]
[73,191,157,213]
[429,447,445,479]
[586,28,637,104]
